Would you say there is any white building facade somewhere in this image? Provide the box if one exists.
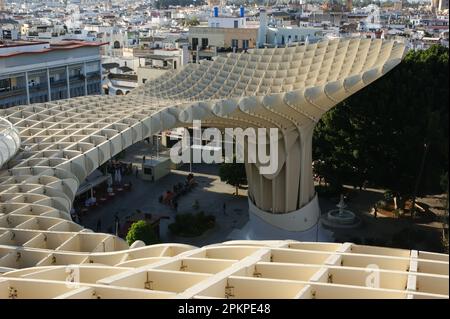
[0,40,104,108]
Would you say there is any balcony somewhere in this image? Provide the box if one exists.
[49,79,69,89]
[0,88,26,99]
[29,84,48,94]
[86,73,101,81]
[69,76,85,85]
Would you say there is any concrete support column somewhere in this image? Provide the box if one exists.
[245,126,318,231]
[99,60,103,95]
[66,65,71,98]
[83,62,88,96]
[196,46,200,64]
[24,72,30,105]
[46,68,52,102]
[298,125,315,207]
[248,194,321,233]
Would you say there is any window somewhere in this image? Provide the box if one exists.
[242,39,249,49]
[192,37,198,50]
[234,20,238,28]
[231,39,238,49]
[201,38,209,48]
[0,78,11,91]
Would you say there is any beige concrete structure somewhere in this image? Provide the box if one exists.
[0,117,20,167]
[0,241,448,299]
[0,38,406,233]
[1,38,445,298]
[1,38,406,232]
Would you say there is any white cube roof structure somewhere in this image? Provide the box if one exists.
[0,117,20,168]
[0,241,448,299]
[0,38,448,298]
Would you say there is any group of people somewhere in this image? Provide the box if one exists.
[106,160,134,178]
[159,173,197,209]
[71,174,133,227]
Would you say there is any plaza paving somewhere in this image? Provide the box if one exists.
[80,142,250,247]
[78,141,446,252]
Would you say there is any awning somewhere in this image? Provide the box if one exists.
[76,174,110,197]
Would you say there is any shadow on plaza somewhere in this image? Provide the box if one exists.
[79,163,250,247]
[319,187,444,253]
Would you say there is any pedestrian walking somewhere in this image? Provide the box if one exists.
[135,166,139,178]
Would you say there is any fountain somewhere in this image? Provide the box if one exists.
[321,194,360,228]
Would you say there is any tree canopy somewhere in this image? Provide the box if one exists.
[182,17,200,27]
[219,161,247,195]
[125,220,159,246]
[313,45,449,200]
[168,212,215,237]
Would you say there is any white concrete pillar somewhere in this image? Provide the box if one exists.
[83,62,88,96]
[24,72,30,105]
[245,129,315,216]
[257,8,267,48]
[99,60,103,95]
[66,65,71,98]
[196,46,200,64]
[46,68,52,102]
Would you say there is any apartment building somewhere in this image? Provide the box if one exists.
[0,40,104,108]
[189,8,258,62]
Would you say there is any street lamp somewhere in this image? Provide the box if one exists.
[156,135,160,159]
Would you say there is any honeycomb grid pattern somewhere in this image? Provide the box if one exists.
[0,241,448,299]
[1,38,448,298]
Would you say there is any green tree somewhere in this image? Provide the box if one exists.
[313,45,449,207]
[125,220,158,246]
[168,212,215,237]
[183,17,200,27]
[219,162,247,196]
[440,172,449,253]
